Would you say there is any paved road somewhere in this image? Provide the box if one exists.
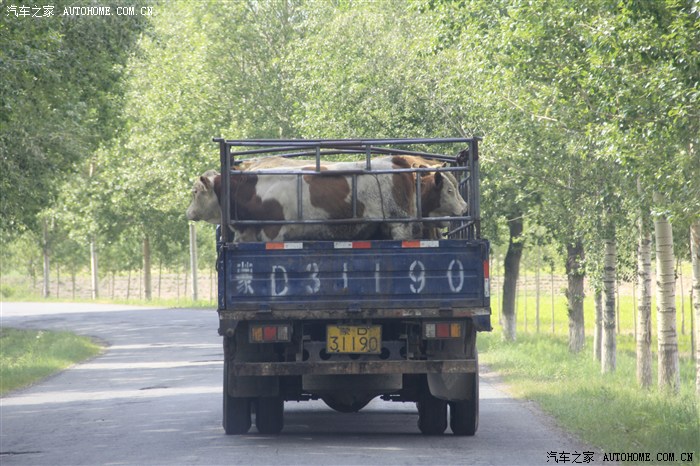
[1,302,600,465]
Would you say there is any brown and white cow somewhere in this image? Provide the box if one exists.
[373,155,465,239]
[186,156,466,242]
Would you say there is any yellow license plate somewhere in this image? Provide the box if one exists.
[326,325,381,354]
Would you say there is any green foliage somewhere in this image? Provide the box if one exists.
[0,327,101,395]
[0,0,149,235]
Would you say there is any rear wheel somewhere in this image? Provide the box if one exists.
[223,364,251,435]
[255,396,284,434]
[450,350,479,436]
[449,374,478,435]
[417,377,447,435]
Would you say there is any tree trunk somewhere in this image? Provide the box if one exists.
[593,289,602,361]
[536,247,541,333]
[143,234,152,301]
[602,237,616,373]
[523,263,528,333]
[90,236,99,299]
[679,258,685,335]
[653,193,680,392]
[632,279,637,342]
[615,277,620,335]
[550,265,555,334]
[690,220,700,394]
[127,269,131,300]
[637,210,653,388]
[42,219,50,298]
[189,223,199,301]
[566,241,585,353]
[502,216,524,341]
[183,259,188,300]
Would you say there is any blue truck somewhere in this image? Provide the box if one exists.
[213,138,491,435]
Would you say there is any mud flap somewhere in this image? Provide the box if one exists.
[228,372,279,398]
[427,372,470,401]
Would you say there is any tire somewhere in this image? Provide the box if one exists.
[255,396,284,434]
[223,363,251,435]
[417,381,448,435]
[450,349,479,436]
[449,373,479,436]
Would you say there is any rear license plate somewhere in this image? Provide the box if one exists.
[326,325,381,354]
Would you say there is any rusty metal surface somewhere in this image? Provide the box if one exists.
[229,359,477,376]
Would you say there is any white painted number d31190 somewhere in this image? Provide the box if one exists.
[305,262,320,294]
[241,258,470,298]
[409,260,426,293]
[447,259,464,292]
[270,265,289,296]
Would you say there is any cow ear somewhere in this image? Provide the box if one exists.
[200,176,212,190]
[417,163,432,178]
[434,171,443,187]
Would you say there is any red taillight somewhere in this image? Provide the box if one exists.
[483,259,489,279]
[423,322,463,339]
[250,324,292,343]
[436,323,450,338]
[263,326,277,341]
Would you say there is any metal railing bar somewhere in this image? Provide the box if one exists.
[216,137,479,147]
[224,216,474,226]
[230,146,461,161]
[225,166,470,177]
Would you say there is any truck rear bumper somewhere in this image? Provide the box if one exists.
[230,359,476,376]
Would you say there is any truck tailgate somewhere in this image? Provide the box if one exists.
[218,239,489,312]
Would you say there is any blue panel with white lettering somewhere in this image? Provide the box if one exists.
[220,240,489,311]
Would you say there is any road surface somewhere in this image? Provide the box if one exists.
[1,302,600,465]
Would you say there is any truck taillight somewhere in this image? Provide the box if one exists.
[484,260,490,298]
[423,322,462,339]
[250,324,291,343]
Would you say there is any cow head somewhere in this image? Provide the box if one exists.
[421,170,468,219]
[186,170,221,224]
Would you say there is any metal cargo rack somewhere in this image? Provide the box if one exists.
[212,137,482,244]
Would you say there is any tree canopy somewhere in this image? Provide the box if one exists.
[2,0,697,296]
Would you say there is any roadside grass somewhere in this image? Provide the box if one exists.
[0,328,102,396]
[482,291,698,464]
[480,333,698,459]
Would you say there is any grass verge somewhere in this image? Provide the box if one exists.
[479,332,699,464]
[0,327,102,396]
